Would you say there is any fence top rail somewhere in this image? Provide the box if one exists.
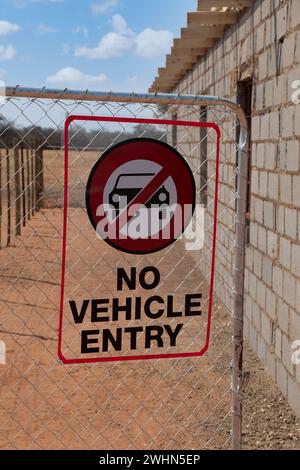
[4,86,248,149]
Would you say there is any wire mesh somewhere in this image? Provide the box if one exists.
[0,90,243,450]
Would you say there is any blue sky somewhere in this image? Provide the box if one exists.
[0,0,196,92]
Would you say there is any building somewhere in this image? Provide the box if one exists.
[150,0,300,416]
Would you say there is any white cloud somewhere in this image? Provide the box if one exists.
[75,33,133,59]
[135,28,173,58]
[75,14,173,60]
[35,23,57,34]
[91,0,119,15]
[75,16,134,60]
[110,14,131,35]
[0,44,16,60]
[46,67,107,89]
[0,21,20,36]
[73,26,89,39]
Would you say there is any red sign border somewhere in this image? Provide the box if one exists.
[58,115,221,365]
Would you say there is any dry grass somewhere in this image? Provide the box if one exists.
[43,149,102,207]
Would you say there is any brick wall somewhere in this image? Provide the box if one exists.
[171,0,300,416]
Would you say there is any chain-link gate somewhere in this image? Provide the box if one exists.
[0,87,248,450]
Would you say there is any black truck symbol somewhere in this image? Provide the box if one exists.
[109,173,170,219]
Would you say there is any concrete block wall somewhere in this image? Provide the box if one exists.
[172,0,300,416]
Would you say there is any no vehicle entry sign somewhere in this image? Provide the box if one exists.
[86,138,196,254]
[59,115,221,364]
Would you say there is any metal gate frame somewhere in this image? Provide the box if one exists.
[4,86,249,450]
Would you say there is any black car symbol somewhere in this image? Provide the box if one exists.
[109,173,170,219]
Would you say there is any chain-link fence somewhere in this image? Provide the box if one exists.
[0,88,248,450]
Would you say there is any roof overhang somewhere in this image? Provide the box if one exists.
[149,0,254,93]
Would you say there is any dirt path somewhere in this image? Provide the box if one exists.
[0,208,299,450]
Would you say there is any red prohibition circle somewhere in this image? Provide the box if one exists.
[86,138,196,254]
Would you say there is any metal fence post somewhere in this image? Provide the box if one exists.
[20,142,26,228]
[31,145,35,216]
[35,143,44,211]
[231,121,249,450]
[26,146,31,221]
[6,147,11,246]
[14,142,21,237]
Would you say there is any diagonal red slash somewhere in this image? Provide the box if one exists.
[107,165,170,235]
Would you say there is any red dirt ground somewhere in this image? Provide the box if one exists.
[0,207,299,449]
